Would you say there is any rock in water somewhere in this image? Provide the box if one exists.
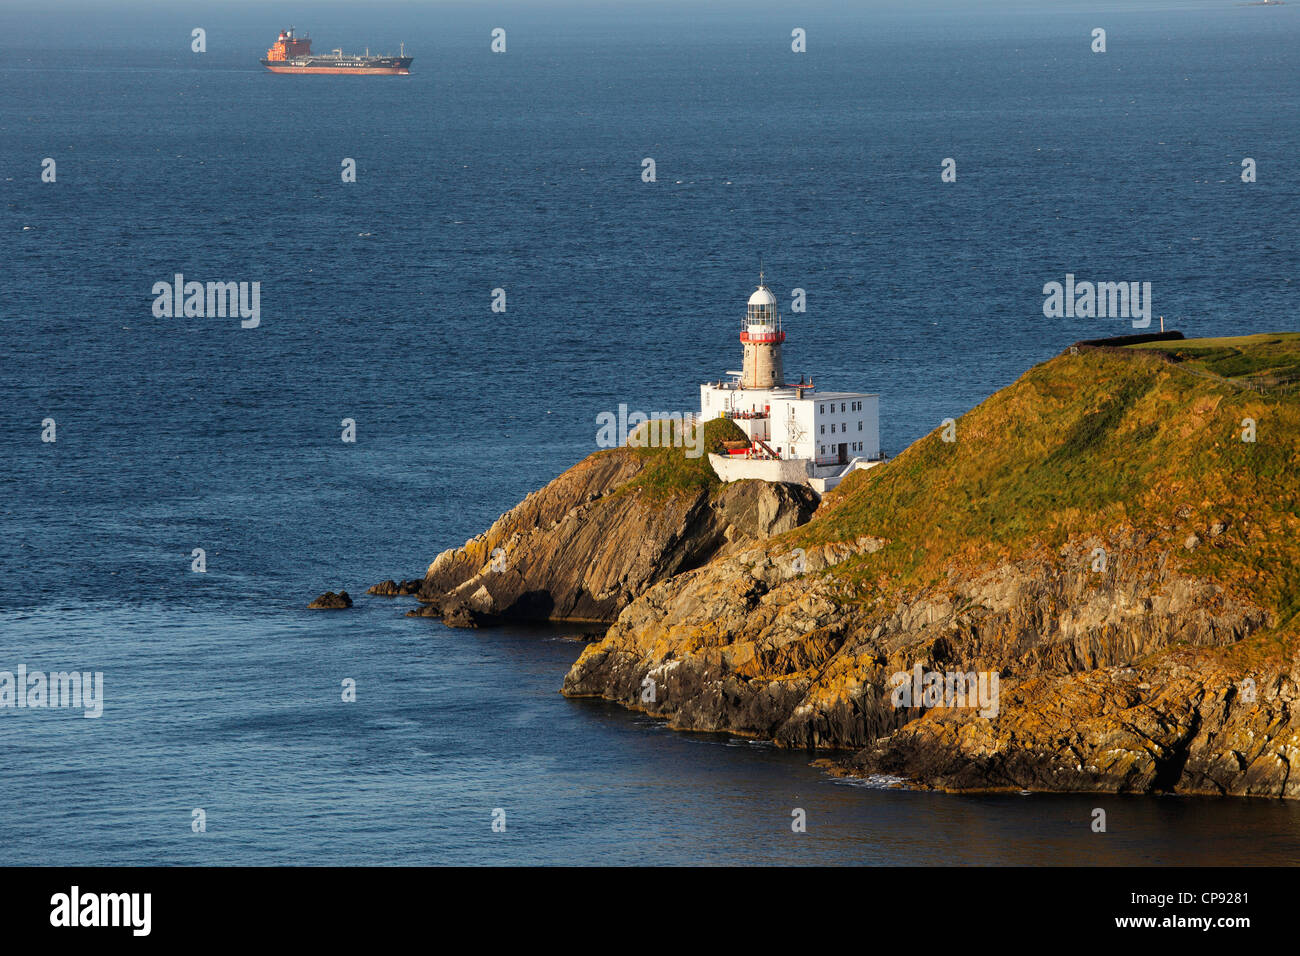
[308,590,353,610]
[367,579,423,596]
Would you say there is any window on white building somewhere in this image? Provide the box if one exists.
[841,403,846,412]
[858,421,863,431]
[819,425,824,434]
[831,424,836,433]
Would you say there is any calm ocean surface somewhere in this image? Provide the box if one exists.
[2,0,1298,865]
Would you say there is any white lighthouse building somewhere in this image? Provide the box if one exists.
[700,274,882,493]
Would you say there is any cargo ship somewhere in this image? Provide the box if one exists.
[261,28,412,75]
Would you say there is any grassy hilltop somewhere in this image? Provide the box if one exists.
[802,333,1300,660]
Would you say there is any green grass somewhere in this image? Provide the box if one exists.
[1129,333,1300,391]
[608,417,748,501]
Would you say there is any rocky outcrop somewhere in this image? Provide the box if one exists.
[562,536,878,737]
[308,590,353,609]
[841,654,1300,799]
[563,529,1291,795]
[375,445,819,627]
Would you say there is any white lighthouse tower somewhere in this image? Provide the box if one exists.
[741,274,784,388]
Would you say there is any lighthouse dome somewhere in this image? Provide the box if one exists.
[748,286,777,307]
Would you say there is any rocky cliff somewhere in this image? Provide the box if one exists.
[372,418,819,626]
[562,334,1300,798]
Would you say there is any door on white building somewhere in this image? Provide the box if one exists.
[837,443,847,465]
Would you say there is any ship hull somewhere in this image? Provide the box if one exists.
[261,57,412,75]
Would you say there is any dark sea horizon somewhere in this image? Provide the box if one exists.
[2,0,1298,865]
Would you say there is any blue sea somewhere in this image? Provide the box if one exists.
[2,0,1299,865]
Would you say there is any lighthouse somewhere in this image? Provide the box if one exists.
[699,270,883,492]
[740,276,785,388]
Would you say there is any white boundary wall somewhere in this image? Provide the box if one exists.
[707,454,811,485]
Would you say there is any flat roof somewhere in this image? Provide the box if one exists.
[702,382,799,394]
[700,383,878,399]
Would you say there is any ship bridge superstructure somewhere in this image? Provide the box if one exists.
[265,28,312,62]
